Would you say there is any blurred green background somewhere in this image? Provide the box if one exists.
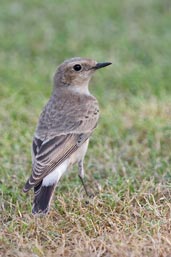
[1,0,171,97]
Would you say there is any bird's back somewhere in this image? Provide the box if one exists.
[35,88,100,140]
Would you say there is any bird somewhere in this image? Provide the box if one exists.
[23,57,112,215]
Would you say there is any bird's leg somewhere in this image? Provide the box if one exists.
[78,160,90,197]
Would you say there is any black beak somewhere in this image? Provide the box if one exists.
[93,62,112,70]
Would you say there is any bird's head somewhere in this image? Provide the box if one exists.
[53,57,112,94]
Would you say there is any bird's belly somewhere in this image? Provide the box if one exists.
[42,159,69,186]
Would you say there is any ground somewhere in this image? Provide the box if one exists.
[0,0,171,256]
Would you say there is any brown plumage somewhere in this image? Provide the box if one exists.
[23,57,112,215]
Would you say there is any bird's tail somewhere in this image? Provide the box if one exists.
[32,183,56,215]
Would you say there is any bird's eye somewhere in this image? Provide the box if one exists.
[73,64,82,71]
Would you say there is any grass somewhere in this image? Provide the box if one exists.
[1,0,171,256]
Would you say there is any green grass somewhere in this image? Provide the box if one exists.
[1,0,171,256]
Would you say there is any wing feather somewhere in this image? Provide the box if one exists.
[23,132,91,192]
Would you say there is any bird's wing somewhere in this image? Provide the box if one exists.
[24,132,92,192]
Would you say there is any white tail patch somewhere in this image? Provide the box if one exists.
[42,159,69,186]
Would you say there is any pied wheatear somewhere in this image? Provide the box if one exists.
[23,57,112,215]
